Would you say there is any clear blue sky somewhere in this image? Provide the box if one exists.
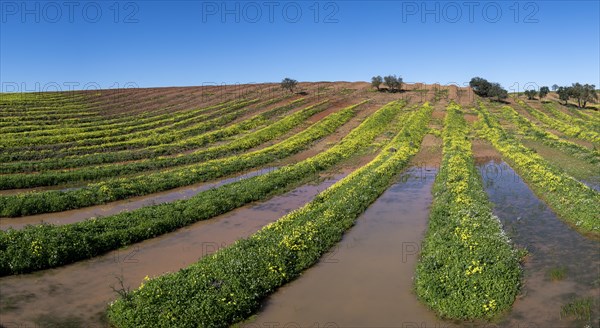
[1,1,598,92]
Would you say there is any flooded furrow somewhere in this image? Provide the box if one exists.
[245,167,450,328]
[0,174,347,328]
[478,160,600,328]
[0,167,276,230]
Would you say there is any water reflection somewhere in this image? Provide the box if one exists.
[478,160,600,328]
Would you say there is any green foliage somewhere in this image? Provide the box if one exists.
[371,75,383,90]
[539,86,550,98]
[0,99,306,181]
[0,100,414,275]
[280,78,298,93]
[415,103,521,320]
[496,104,599,165]
[524,89,537,100]
[469,77,507,101]
[0,101,351,216]
[475,102,600,237]
[106,103,432,328]
[383,75,402,92]
[547,266,567,281]
[516,99,600,145]
[560,298,594,321]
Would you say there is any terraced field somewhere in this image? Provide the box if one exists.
[0,83,598,328]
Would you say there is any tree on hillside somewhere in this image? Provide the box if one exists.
[384,75,401,92]
[570,83,598,108]
[469,77,493,97]
[556,86,570,105]
[489,83,508,101]
[281,78,298,94]
[551,84,559,91]
[371,76,383,91]
[470,77,507,101]
[539,86,550,99]
[524,89,537,100]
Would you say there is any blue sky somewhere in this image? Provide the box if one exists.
[1,1,599,91]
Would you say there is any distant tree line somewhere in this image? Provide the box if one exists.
[371,75,403,92]
[554,83,598,108]
[524,86,550,100]
[469,77,508,101]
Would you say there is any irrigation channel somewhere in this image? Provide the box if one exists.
[0,168,276,230]
[245,167,445,328]
[478,158,599,328]
[0,174,348,327]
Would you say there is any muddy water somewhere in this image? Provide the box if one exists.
[246,167,455,328]
[0,167,276,230]
[478,160,600,328]
[0,174,347,328]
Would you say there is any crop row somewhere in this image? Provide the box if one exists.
[1,98,260,148]
[475,103,600,236]
[0,100,359,216]
[2,97,243,139]
[105,102,432,327]
[541,102,600,133]
[0,99,307,173]
[563,105,600,124]
[415,103,522,320]
[0,100,411,275]
[494,104,600,165]
[516,99,600,145]
[0,94,187,132]
[0,100,322,188]
[0,100,269,161]
[0,89,229,130]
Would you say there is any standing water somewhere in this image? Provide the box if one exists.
[478,160,600,328]
[0,174,346,328]
[245,167,456,328]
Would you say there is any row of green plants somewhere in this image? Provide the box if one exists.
[563,105,600,124]
[515,99,600,145]
[0,101,357,216]
[494,104,600,165]
[541,102,600,133]
[415,103,522,320]
[0,100,266,161]
[0,91,224,132]
[4,93,285,142]
[0,99,307,173]
[2,97,241,139]
[0,100,321,187]
[2,99,259,148]
[475,103,600,237]
[0,100,412,275]
[105,102,432,327]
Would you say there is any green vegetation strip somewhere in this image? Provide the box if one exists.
[415,103,521,320]
[2,97,240,139]
[494,104,600,165]
[516,99,600,145]
[0,98,306,174]
[0,100,410,275]
[0,98,272,162]
[475,103,600,236]
[105,102,431,328]
[0,100,353,216]
[0,94,200,133]
[541,102,600,133]
[1,98,259,150]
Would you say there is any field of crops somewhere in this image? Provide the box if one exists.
[0,82,598,328]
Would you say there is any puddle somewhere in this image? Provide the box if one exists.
[0,174,347,328]
[478,160,600,328]
[0,167,277,230]
[246,167,456,328]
